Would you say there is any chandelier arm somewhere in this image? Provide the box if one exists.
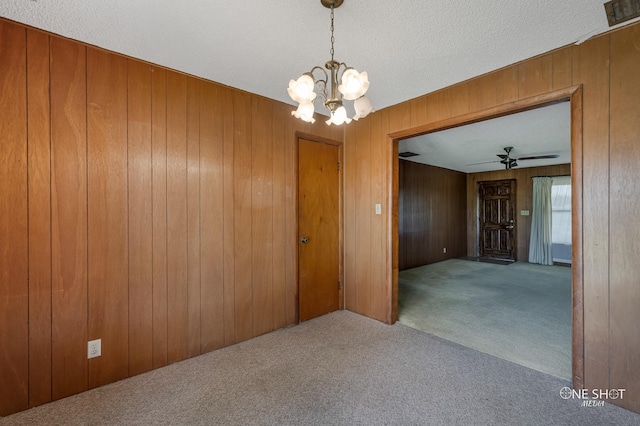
[307,66,329,102]
[308,66,329,83]
[335,62,350,82]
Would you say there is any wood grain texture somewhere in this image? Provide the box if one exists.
[87,48,129,388]
[344,123,357,311]
[608,24,640,413]
[283,106,297,326]
[369,112,385,319]
[387,110,400,324]
[449,83,470,117]
[518,53,553,98]
[552,47,572,90]
[166,71,189,364]
[272,103,287,329]
[199,81,225,353]
[233,91,253,342]
[355,119,372,317]
[298,139,340,321]
[186,78,201,358]
[167,72,189,363]
[501,66,520,104]
[222,86,236,345]
[26,28,52,408]
[127,59,154,376]
[251,97,274,336]
[467,66,518,112]
[572,34,610,392]
[569,87,584,390]
[50,36,88,401]
[409,96,428,127]
[0,21,29,416]
[151,67,169,369]
[388,101,411,134]
[398,161,467,270]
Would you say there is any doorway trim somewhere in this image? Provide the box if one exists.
[295,132,345,324]
[387,85,584,390]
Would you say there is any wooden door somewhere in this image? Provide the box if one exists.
[479,180,516,260]
[298,138,340,322]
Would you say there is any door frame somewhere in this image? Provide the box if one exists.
[388,85,584,390]
[478,179,517,261]
[295,132,345,324]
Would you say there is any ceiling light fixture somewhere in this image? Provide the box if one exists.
[287,0,374,125]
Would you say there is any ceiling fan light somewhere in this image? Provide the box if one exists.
[325,106,351,126]
[338,69,369,100]
[291,101,316,123]
[287,74,316,103]
[352,96,374,120]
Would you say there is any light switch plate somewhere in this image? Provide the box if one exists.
[521,210,530,216]
[375,204,382,215]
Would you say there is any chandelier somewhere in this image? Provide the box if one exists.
[287,0,374,125]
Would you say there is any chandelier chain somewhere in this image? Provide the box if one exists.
[330,3,335,61]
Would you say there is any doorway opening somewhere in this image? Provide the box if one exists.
[389,86,583,388]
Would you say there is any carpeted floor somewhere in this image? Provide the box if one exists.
[399,259,571,379]
[1,311,637,425]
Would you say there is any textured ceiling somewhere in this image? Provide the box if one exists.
[1,0,637,115]
[399,101,571,173]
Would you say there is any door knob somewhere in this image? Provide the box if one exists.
[300,237,309,244]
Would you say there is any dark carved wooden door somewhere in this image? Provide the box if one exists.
[479,180,516,260]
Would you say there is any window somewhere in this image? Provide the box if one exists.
[551,176,571,263]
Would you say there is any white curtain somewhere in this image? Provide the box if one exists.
[529,177,553,265]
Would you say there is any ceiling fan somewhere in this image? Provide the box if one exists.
[468,147,560,170]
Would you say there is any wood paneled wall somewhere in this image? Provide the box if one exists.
[466,164,571,262]
[344,22,640,412]
[0,20,341,416]
[399,160,466,270]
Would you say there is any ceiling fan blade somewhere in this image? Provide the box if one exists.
[517,154,560,161]
[497,154,508,159]
[465,160,500,166]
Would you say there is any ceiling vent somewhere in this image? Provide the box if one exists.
[399,152,419,158]
[604,0,640,26]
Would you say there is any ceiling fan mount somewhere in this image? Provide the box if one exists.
[498,146,517,170]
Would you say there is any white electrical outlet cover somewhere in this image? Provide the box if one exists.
[88,339,101,359]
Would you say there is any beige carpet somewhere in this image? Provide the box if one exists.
[2,311,638,425]
[399,259,572,379]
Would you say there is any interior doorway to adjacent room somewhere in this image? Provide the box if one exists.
[389,87,582,384]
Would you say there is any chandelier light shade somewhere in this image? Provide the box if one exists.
[353,95,374,121]
[287,0,374,125]
[292,101,316,123]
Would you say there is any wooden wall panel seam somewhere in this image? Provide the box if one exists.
[0,21,29,415]
[49,36,88,402]
[26,27,54,408]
